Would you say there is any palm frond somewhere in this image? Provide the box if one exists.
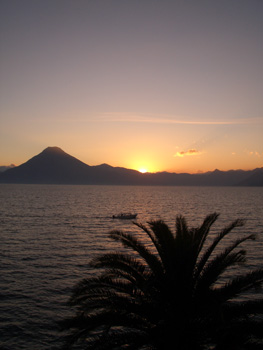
[109,230,164,278]
[194,213,219,256]
[175,215,189,240]
[146,220,176,273]
[133,221,157,248]
[195,218,245,280]
[222,298,263,318]
[69,276,135,308]
[84,327,150,350]
[181,213,220,280]
[215,269,263,302]
[61,310,150,347]
[197,250,247,294]
[196,234,255,291]
[90,253,149,285]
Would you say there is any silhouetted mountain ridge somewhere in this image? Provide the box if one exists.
[0,147,262,186]
[0,164,16,173]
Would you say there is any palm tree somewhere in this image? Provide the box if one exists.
[61,213,263,350]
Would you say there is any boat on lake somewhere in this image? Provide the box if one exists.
[112,213,137,220]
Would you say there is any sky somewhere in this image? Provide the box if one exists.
[0,0,262,173]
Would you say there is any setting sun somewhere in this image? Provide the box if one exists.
[139,168,148,173]
[129,156,159,174]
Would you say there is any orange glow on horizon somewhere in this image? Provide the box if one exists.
[126,154,161,174]
[139,168,148,173]
[129,158,162,174]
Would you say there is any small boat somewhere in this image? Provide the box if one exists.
[112,213,137,220]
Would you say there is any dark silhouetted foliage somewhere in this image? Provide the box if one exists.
[61,213,263,349]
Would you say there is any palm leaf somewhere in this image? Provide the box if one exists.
[196,234,255,291]
[90,253,149,286]
[215,268,263,302]
[193,213,220,256]
[222,299,263,319]
[146,220,176,274]
[195,218,245,281]
[109,230,164,278]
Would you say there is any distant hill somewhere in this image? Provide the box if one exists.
[0,147,144,185]
[0,164,16,173]
[237,168,263,186]
[0,147,262,186]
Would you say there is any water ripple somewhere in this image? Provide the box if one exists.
[0,184,262,349]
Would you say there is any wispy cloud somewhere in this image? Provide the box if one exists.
[248,151,262,157]
[98,113,262,125]
[174,149,201,157]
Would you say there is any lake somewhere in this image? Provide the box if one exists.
[0,184,262,349]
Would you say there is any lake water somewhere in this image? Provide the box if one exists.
[0,185,263,349]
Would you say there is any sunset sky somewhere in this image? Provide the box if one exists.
[0,0,262,173]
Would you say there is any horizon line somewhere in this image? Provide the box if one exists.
[1,146,262,176]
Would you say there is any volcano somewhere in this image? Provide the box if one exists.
[0,147,141,185]
[0,147,262,186]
